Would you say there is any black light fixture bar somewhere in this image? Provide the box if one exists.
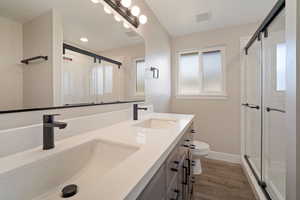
[21,56,48,64]
[103,0,139,28]
[63,43,122,67]
[244,0,285,54]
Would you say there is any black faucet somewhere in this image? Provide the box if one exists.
[133,104,148,120]
[43,114,67,150]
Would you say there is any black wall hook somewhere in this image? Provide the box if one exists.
[150,67,159,79]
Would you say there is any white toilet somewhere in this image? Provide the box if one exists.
[191,140,210,175]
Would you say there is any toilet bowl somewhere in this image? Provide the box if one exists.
[191,140,210,175]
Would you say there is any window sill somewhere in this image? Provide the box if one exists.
[175,94,228,100]
[135,93,145,97]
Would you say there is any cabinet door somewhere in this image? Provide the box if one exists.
[187,150,194,200]
[167,175,180,200]
[166,147,180,189]
[137,164,167,200]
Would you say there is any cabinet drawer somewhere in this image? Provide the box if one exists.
[166,147,180,187]
[178,136,189,161]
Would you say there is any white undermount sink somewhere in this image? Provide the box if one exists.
[134,118,177,129]
[0,139,139,200]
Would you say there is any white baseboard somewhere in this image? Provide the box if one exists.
[206,151,241,164]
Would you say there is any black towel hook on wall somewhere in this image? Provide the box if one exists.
[21,56,48,65]
[150,67,159,79]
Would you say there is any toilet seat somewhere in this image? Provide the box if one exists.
[192,140,210,156]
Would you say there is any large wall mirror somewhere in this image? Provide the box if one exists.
[0,0,146,113]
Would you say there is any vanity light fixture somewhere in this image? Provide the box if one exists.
[131,6,140,17]
[91,0,100,4]
[120,0,131,8]
[139,15,147,24]
[100,0,148,28]
[114,15,121,22]
[104,6,112,14]
[123,22,130,29]
[80,37,89,42]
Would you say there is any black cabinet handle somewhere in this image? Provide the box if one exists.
[187,158,191,176]
[171,168,178,172]
[191,130,196,133]
[170,189,180,200]
[171,161,180,172]
[183,166,188,185]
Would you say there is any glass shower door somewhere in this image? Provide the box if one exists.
[245,38,263,179]
[262,8,286,200]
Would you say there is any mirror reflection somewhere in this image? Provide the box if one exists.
[0,0,145,111]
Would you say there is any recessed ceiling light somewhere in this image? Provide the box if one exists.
[80,37,88,42]
[131,6,140,17]
[91,0,100,4]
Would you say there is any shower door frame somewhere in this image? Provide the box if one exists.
[240,1,286,200]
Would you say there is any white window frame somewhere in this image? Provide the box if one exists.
[134,58,146,97]
[175,46,227,99]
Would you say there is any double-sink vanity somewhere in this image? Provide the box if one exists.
[0,0,196,199]
[0,108,195,200]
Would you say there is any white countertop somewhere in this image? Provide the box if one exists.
[0,112,194,200]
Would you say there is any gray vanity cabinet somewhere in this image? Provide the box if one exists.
[137,164,167,200]
[137,125,194,200]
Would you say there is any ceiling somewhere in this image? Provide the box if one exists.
[0,0,144,51]
[145,0,277,37]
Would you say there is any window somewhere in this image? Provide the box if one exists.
[136,59,146,95]
[91,64,113,95]
[276,43,286,91]
[178,52,201,95]
[177,47,226,98]
[104,65,113,93]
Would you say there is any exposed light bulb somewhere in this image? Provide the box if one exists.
[90,0,100,4]
[104,6,112,14]
[121,0,131,8]
[139,15,147,24]
[80,37,88,42]
[123,22,130,29]
[114,15,121,22]
[131,6,140,17]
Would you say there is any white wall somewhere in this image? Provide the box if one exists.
[285,0,300,199]
[171,23,258,155]
[100,43,145,100]
[23,10,54,108]
[0,17,23,110]
[52,10,63,106]
[134,0,172,112]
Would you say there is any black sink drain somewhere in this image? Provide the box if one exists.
[61,184,78,198]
